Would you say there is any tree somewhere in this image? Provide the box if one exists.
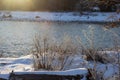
[75,0,98,14]
[98,0,117,12]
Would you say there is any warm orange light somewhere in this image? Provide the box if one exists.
[3,0,34,9]
[4,0,31,4]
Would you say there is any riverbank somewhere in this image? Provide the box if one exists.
[0,11,120,23]
[0,51,119,80]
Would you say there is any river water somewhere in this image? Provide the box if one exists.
[0,21,120,57]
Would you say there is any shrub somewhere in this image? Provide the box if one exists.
[32,34,78,71]
[77,26,112,63]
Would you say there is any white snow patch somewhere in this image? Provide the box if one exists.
[0,11,119,22]
[14,68,88,76]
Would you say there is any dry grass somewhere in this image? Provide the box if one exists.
[31,34,78,71]
[76,26,109,64]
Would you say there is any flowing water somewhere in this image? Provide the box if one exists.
[0,21,120,57]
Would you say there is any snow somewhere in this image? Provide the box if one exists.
[0,55,88,79]
[92,7,100,11]
[0,51,119,80]
[0,11,119,22]
[0,74,9,79]
[14,68,88,76]
[12,68,87,80]
[104,64,115,79]
[0,55,32,79]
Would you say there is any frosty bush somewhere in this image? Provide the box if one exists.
[76,26,120,64]
[32,34,78,71]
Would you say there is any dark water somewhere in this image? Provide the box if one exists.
[0,21,120,57]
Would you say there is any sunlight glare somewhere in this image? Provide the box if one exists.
[4,0,31,4]
[3,0,34,9]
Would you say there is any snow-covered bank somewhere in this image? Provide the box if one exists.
[13,68,87,76]
[0,51,120,80]
[0,55,32,79]
[0,54,87,79]
[0,11,120,22]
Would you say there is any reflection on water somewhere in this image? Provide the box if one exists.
[0,21,120,57]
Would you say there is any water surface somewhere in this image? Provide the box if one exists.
[0,21,120,57]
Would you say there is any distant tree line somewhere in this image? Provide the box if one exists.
[76,0,120,12]
[0,0,119,12]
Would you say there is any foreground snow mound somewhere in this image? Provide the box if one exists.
[0,55,33,79]
[0,51,119,80]
[0,55,33,74]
